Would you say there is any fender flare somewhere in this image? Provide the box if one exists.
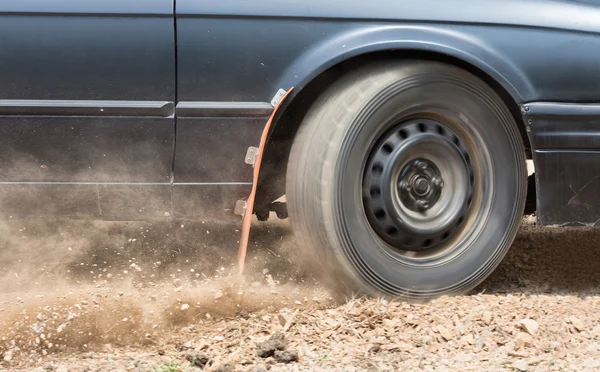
[273,24,535,105]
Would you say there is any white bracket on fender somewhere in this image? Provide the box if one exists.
[271,88,287,107]
[245,146,259,166]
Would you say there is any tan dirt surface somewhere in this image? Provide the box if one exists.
[2,216,600,371]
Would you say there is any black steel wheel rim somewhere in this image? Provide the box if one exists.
[363,119,476,254]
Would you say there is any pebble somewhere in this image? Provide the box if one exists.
[570,316,586,332]
[257,332,287,358]
[3,350,12,362]
[274,350,298,364]
[512,359,528,371]
[518,319,539,335]
[185,351,210,368]
[437,325,454,341]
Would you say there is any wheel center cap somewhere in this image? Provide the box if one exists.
[413,177,430,195]
[398,158,444,212]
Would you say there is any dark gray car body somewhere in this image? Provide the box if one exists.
[1,0,599,225]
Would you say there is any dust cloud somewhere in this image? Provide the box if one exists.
[0,216,334,365]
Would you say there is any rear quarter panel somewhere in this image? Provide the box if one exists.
[174,0,600,222]
[177,0,600,104]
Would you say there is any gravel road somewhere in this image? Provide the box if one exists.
[2,216,600,371]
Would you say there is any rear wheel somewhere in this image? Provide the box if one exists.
[286,61,526,301]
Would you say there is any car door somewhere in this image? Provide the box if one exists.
[0,0,176,219]
[173,0,305,221]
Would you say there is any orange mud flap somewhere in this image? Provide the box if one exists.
[236,87,294,274]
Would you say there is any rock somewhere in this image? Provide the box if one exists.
[454,353,472,362]
[277,308,294,327]
[185,351,210,368]
[383,342,412,352]
[570,316,586,332]
[462,333,474,345]
[214,364,234,372]
[518,319,539,335]
[181,303,190,311]
[368,344,381,353]
[274,350,298,364]
[406,313,419,326]
[437,325,454,341]
[252,367,268,372]
[178,341,193,351]
[512,359,528,371]
[266,274,277,286]
[3,350,12,362]
[516,332,533,348]
[482,311,493,325]
[257,332,287,358]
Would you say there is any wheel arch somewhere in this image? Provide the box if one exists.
[255,36,533,214]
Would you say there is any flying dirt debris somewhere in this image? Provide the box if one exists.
[2,219,600,370]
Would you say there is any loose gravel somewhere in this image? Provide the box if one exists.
[2,216,600,371]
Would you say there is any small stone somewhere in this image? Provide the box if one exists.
[482,311,493,325]
[274,350,298,364]
[462,333,474,345]
[454,353,472,362]
[3,350,12,362]
[383,342,412,352]
[437,325,454,341]
[406,313,419,325]
[266,274,277,287]
[518,319,539,335]
[516,332,534,348]
[421,336,432,345]
[185,351,210,368]
[570,316,586,332]
[179,341,193,350]
[512,359,528,371]
[277,308,294,327]
[368,344,381,353]
[181,304,190,311]
[257,332,287,358]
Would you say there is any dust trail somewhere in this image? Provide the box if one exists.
[0,217,333,366]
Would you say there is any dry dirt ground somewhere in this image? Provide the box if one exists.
[2,216,600,371]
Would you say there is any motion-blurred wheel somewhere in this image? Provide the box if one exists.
[287,61,526,301]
